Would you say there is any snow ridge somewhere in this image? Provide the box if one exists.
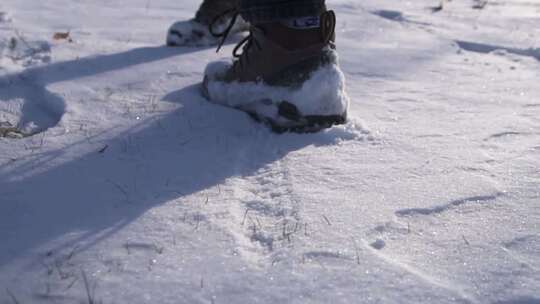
[395,192,504,217]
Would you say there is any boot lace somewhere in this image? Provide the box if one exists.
[209,9,262,72]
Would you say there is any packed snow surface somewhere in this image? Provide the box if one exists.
[0,0,539,303]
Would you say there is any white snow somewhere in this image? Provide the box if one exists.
[0,0,539,303]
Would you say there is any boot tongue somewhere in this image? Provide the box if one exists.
[257,21,325,51]
[282,16,321,29]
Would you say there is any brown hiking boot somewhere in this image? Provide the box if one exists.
[202,10,349,133]
[166,0,248,47]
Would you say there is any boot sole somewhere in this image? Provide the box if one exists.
[246,108,347,134]
[237,98,347,134]
[202,79,347,133]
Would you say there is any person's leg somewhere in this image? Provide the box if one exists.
[166,0,247,47]
[202,0,349,132]
[195,0,239,24]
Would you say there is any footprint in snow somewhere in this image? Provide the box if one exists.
[0,83,65,138]
[0,11,11,23]
[1,36,51,67]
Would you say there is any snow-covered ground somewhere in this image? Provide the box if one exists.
[0,0,539,303]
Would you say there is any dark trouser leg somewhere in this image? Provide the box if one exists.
[239,0,326,24]
[194,0,240,24]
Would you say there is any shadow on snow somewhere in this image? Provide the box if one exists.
[0,46,357,271]
[0,45,201,134]
[456,40,540,62]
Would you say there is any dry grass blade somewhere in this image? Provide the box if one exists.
[5,288,20,304]
[81,270,95,304]
[98,144,109,154]
[322,215,332,226]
